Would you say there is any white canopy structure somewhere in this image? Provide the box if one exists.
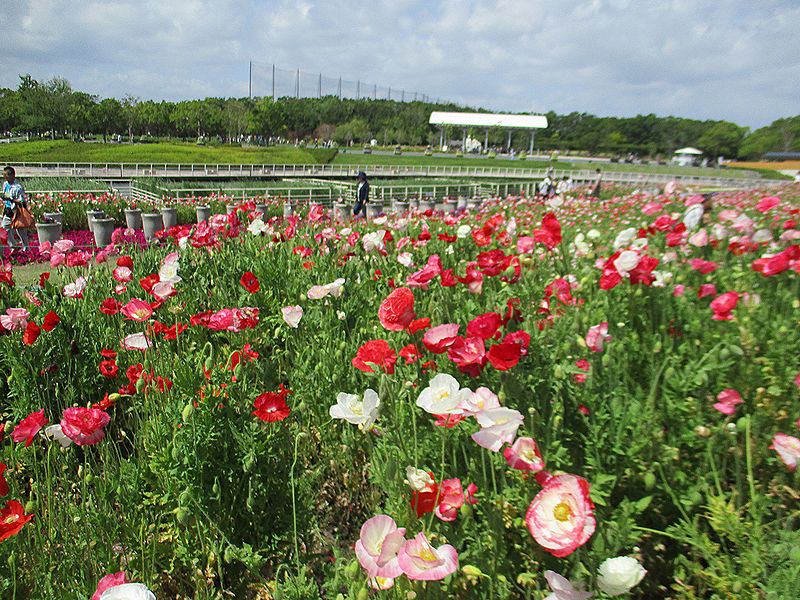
[673,147,704,167]
[674,147,703,155]
[429,111,548,154]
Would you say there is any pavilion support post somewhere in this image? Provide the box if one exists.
[484,128,489,153]
[529,131,535,155]
[506,130,513,152]
[462,128,467,153]
[439,127,444,150]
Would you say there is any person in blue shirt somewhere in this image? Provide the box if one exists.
[2,166,30,254]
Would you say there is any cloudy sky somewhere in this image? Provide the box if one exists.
[1,0,797,129]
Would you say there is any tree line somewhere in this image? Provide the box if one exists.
[0,75,797,160]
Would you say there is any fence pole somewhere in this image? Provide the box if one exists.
[318,73,322,98]
[295,69,300,98]
[357,80,360,100]
[249,61,252,98]
[272,64,276,99]
[338,77,342,99]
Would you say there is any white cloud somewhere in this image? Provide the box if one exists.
[0,0,797,128]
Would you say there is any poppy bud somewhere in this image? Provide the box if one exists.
[357,588,369,600]
[344,560,360,578]
[182,403,194,422]
[643,472,656,490]
[176,507,189,525]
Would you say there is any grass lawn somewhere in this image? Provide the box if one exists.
[332,152,780,178]
[0,140,336,165]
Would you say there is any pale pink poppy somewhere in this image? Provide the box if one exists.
[355,515,406,579]
[307,285,329,300]
[585,322,611,352]
[0,308,30,331]
[543,570,593,600]
[397,531,458,581]
[713,388,743,416]
[49,252,65,268]
[53,239,74,253]
[151,281,177,301]
[63,276,88,298]
[368,576,395,590]
[120,332,152,351]
[688,229,708,247]
[459,386,500,416]
[471,407,524,452]
[770,433,800,471]
[503,437,545,472]
[281,305,303,328]
[526,474,596,557]
[673,284,686,297]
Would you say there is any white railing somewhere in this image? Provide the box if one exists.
[11,161,775,188]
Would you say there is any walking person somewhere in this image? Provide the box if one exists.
[2,166,31,255]
[353,171,369,219]
[590,168,602,199]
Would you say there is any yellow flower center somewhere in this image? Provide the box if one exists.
[5,515,18,524]
[434,390,451,404]
[553,502,573,522]
[418,547,438,562]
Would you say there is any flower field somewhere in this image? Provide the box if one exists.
[0,184,799,599]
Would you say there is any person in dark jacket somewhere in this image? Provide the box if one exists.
[353,171,369,218]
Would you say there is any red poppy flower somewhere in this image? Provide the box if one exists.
[466,312,503,340]
[399,343,422,364]
[100,348,117,360]
[378,287,416,332]
[22,321,40,346]
[11,409,48,447]
[352,340,397,374]
[487,340,523,371]
[41,310,60,332]
[252,385,291,422]
[139,274,160,294]
[99,298,122,315]
[710,291,739,321]
[240,271,260,293]
[38,272,50,288]
[533,213,562,249]
[99,360,119,379]
[116,255,134,269]
[0,500,34,542]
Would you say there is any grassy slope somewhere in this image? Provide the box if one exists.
[0,140,336,164]
[1,141,789,179]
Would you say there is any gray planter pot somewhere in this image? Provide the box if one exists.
[467,197,482,211]
[408,199,419,210]
[456,196,467,212]
[333,202,348,221]
[86,210,105,232]
[36,222,62,246]
[444,199,458,213]
[393,201,409,214]
[255,203,269,216]
[91,217,115,248]
[141,213,163,242]
[196,205,211,224]
[42,212,63,225]
[366,202,384,219]
[124,208,142,230]
[160,207,178,229]
[283,203,294,217]
[419,199,436,212]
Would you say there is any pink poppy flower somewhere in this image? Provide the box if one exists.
[397,532,459,581]
[11,409,49,447]
[0,308,30,331]
[526,474,596,557]
[120,333,152,351]
[585,322,611,352]
[770,433,800,471]
[422,323,460,354]
[503,437,545,472]
[60,407,111,446]
[434,478,466,522]
[543,570,593,600]
[355,515,406,579]
[92,572,127,600]
[710,292,739,321]
[112,266,133,283]
[713,388,743,416]
[673,284,686,297]
[697,284,717,299]
[378,287,416,332]
[120,298,154,322]
[63,276,88,298]
[151,281,177,301]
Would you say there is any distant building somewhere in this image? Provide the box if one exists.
[762,152,800,161]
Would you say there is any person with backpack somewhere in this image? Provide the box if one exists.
[1,166,31,255]
[353,171,369,219]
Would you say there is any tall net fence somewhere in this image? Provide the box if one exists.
[250,61,446,104]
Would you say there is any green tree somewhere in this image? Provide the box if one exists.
[92,98,124,142]
[697,121,747,160]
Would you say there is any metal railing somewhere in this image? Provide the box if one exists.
[12,161,776,188]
